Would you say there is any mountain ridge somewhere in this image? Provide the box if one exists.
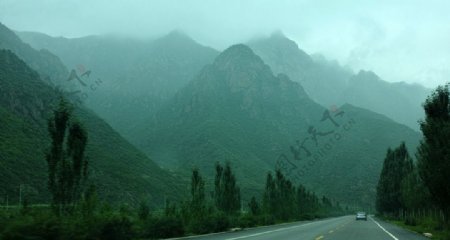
[135,44,421,207]
[248,33,430,130]
[17,29,220,140]
[0,25,185,206]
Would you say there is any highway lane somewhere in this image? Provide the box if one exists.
[172,215,427,240]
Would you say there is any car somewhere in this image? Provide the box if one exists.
[356,212,367,221]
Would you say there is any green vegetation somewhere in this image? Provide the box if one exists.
[46,99,89,214]
[417,84,450,222]
[137,43,421,208]
[0,162,344,239]
[0,22,68,86]
[14,26,424,208]
[0,97,344,238]
[2,20,445,238]
[0,48,182,205]
[214,162,241,214]
[376,142,414,215]
[376,84,450,239]
[17,29,219,140]
[389,218,450,240]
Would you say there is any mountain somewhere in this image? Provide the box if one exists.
[0,22,68,87]
[341,70,431,130]
[17,30,219,140]
[248,32,352,107]
[0,49,182,205]
[248,32,431,130]
[135,44,422,207]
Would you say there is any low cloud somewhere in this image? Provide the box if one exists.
[1,0,448,87]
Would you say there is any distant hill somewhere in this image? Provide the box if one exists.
[341,70,431,131]
[17,30,219,140]
[135,44,422,207]
[248,32,431,130]
[248,32,352,107]
[12,25,425,207]
[0,28,184,206]
[0,23,69,87]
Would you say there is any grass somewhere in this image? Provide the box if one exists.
[388,217,450,240]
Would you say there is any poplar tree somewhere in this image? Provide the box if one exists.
[376,143,413,216]
[248,196,260,215]
[46,98,88,214]
[214,162,241,214]
[262,172,276,214]
[417,84,450,223]
[190,168,205,218]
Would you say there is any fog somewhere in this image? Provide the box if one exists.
[1,0,449,87]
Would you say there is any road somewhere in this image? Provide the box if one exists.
[172,216,427,240]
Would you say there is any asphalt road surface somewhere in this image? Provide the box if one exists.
[172,215,427,240]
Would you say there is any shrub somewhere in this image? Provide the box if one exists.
[237,214,259,228]
[261,214,275,225]
[97,216,134,240]
[1,214,62,240]
[143,216,184,239]
[405,216,418,226]
[189,212,230,234]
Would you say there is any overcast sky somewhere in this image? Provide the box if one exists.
[1,0,449,88]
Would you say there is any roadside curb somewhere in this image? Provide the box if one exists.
[165,218,332,239]
[379,217,432,238]
[165,221,302,240]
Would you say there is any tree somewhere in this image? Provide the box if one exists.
[248,196,260,215]
[164,199,177,217]
[46,98,88,214]
[417,84,450,223]
[295,183,322,219]
[274,170,296,220]
[263,170,298,220]
[138,200,150,220]
[190,168,206,218]
[214,162,224,211]
[376,143,413,216]
[213,162,241,214]
[262,172,276,215]
[401,165,431,211]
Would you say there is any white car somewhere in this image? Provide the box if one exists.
[356,212,367,221]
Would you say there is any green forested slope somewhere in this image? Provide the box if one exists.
[0,49,183,206]
[136,44,421,207]
[17,30,219,140]
[0,22,68,87]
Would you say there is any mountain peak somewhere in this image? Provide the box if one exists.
[270,30,286,38]
[153,30,197,48]
[217,44,254,58]
[0,22,22,43]
[164,29,191,40]
[252,31,298,49]
[213,44,266,71]
[354,70,381,82]
[248,33,313,69]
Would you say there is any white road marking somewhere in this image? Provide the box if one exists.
[225,222,316,240]
[370,217,399,240]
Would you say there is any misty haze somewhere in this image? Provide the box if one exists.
[0,1,449,240]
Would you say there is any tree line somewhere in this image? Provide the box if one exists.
[0,97,345,239]
[160,162,344,235]
[376,84,449,230]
